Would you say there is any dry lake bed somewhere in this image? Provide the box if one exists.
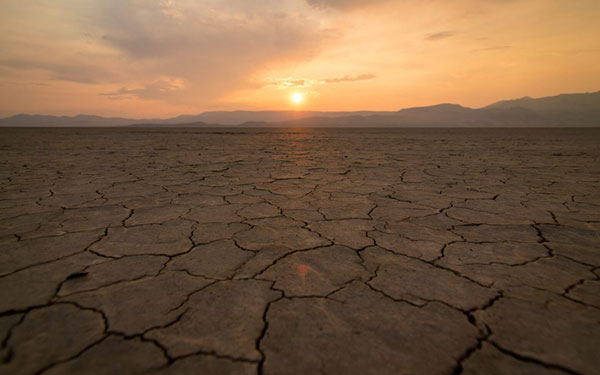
[0,127,599,375]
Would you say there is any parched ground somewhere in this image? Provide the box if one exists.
[0,127,599,375]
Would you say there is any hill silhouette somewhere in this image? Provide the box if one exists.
[1,91,598,127]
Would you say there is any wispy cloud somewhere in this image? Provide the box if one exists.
[268,78,318,88]
[0,58,114,84]
[102,78,185,100]
[268,74,375,88]
[425,30,456,41]
[306,0,389,10]
[323,74,376,83]
[472,45,511,52]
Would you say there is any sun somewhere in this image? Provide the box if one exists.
[291,92,304,104]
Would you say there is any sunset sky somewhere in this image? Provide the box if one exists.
[1,0,599,118]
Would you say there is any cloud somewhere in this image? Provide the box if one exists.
[87,0,333,103]
[159,0,185,20]
[0,0,335,107]
[472,45,511,52]
[306,0,389,10]
[102,78,185,100]
[0,58,114,84]
[323,74,375,83]
[267,73,375,88]
[268,78,318,88]
[425,30,456,41]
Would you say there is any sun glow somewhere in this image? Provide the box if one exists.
[291,92,304,104]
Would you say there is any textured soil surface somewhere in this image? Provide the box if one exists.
[1,127,599,375]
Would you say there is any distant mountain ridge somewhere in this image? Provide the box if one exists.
[1,91,598,127]
[237,92,600,128]
[0,110,398,127]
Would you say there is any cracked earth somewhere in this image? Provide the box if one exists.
[1,127,599,375]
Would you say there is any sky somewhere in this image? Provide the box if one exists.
[0,0,599,118]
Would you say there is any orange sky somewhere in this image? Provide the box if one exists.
[1,0,599,118]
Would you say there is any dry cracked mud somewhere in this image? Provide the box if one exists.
[0,127,599,375]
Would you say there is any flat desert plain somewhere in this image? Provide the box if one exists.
[1,127,599,375]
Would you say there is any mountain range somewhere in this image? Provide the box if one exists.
[1,91,599,128]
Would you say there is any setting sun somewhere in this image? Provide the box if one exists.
[291,93,304,104]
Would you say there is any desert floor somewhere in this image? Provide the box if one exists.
[1,127,599,375]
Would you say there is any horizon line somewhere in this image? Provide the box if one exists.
[2,90,598,120]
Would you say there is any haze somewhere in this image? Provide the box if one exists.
[1,0,599,118]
